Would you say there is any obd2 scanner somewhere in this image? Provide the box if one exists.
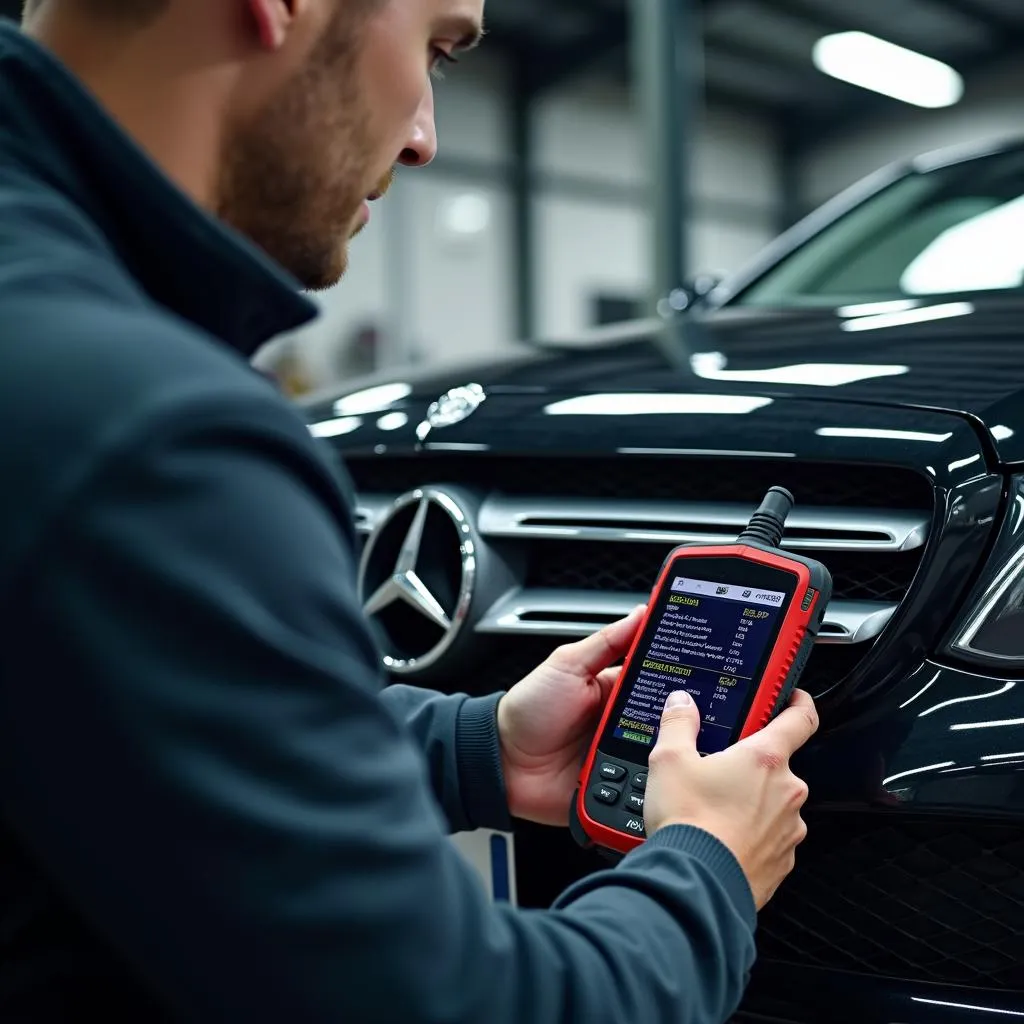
[569,486,832,855]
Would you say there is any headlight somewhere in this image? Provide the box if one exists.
[947,478,1024,666]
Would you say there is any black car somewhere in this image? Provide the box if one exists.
[298,135,1024,1022]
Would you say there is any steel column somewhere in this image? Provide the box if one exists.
[631,0,701,363]
[510,58,536,342]
[633,0,697,308]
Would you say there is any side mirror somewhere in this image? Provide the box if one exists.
[656,273,724,316]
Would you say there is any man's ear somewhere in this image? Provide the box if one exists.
[245,0,296,50]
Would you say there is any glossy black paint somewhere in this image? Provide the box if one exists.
[301,296,1024,464]
[305,375,994,464]
[941,474,1024,673]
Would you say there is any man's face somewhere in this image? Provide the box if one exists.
[217,0,484,291]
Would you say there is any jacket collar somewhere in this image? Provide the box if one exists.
[0,19,318,356]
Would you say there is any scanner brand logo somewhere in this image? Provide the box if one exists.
[357,488,476,676]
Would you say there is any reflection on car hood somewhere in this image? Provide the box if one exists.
[298,295,1024,463]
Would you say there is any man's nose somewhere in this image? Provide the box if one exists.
[398,88,437,168]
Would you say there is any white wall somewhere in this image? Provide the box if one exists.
[268,53,781,388]
[532,77,779,338]
[800,55,1024,207]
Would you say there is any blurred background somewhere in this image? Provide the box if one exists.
[262,0,1023,394]
[16,0,1021,393]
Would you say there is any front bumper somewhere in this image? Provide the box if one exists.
[739,963,1024,1023]
[735,659,1024,1023]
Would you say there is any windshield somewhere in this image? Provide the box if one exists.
[736,146,1024,308]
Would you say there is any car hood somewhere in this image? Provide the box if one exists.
[298,294,1024,465]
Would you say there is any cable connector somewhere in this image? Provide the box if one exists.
[738,486,795,548]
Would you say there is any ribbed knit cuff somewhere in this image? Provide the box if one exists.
[643,824,757,929]
[455,692,513,833]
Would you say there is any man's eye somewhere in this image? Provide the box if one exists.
[430,48,458,79]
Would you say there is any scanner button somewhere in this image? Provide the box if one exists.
[623,815,646,837]
[592,783,621,806]
[631,772,647,791]
[626,792,645,813]
[599,762,626,782]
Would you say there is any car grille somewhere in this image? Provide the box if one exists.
[524,542,921,604]
[341,453,934,699]
[757,812,1024,990]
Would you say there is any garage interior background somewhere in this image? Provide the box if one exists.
[6,0,1021,389]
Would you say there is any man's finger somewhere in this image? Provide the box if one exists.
[652,689,702,764]
[595,666,622,704]
[550,605,646,677]
[755,689,819,759]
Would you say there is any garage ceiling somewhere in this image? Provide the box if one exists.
[1,0,1020,155]
[480,0,1024,152]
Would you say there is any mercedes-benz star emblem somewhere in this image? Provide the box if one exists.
[358,488,476,676]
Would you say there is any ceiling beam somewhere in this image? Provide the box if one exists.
[523,16,627,95]
[756,0,930,51]
[703,32,836,88]
[493,0,760,98]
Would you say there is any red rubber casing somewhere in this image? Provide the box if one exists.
[571,542,830,856]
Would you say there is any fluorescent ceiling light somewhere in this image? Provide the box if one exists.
[813,31,963,109]
[543,394,772,416]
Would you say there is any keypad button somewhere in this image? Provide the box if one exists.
[626,792,645,813]
[591,783,621,806]
[599,762,626,782]
[631,771,647,791]
[623,815,646,837]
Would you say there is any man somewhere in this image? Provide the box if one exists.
[0,1,818,1020]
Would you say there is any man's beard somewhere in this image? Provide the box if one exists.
[215,12,376,291]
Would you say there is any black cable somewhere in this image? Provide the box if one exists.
[737,486,794,548]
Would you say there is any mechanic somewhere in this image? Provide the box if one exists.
[0,1,818,1021]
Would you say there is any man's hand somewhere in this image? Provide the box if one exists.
[645,687,819,909]
[496,606,646,826]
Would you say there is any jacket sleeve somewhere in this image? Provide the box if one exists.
[0,383,758,1024]
[377,685,513,834]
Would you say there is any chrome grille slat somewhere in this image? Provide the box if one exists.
[478,497,928,552]
[475,589,896,646]
[357,494,929,553]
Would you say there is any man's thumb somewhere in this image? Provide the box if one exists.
[659,689,701,750]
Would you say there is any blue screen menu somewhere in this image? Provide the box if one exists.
[612,576,786,754]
